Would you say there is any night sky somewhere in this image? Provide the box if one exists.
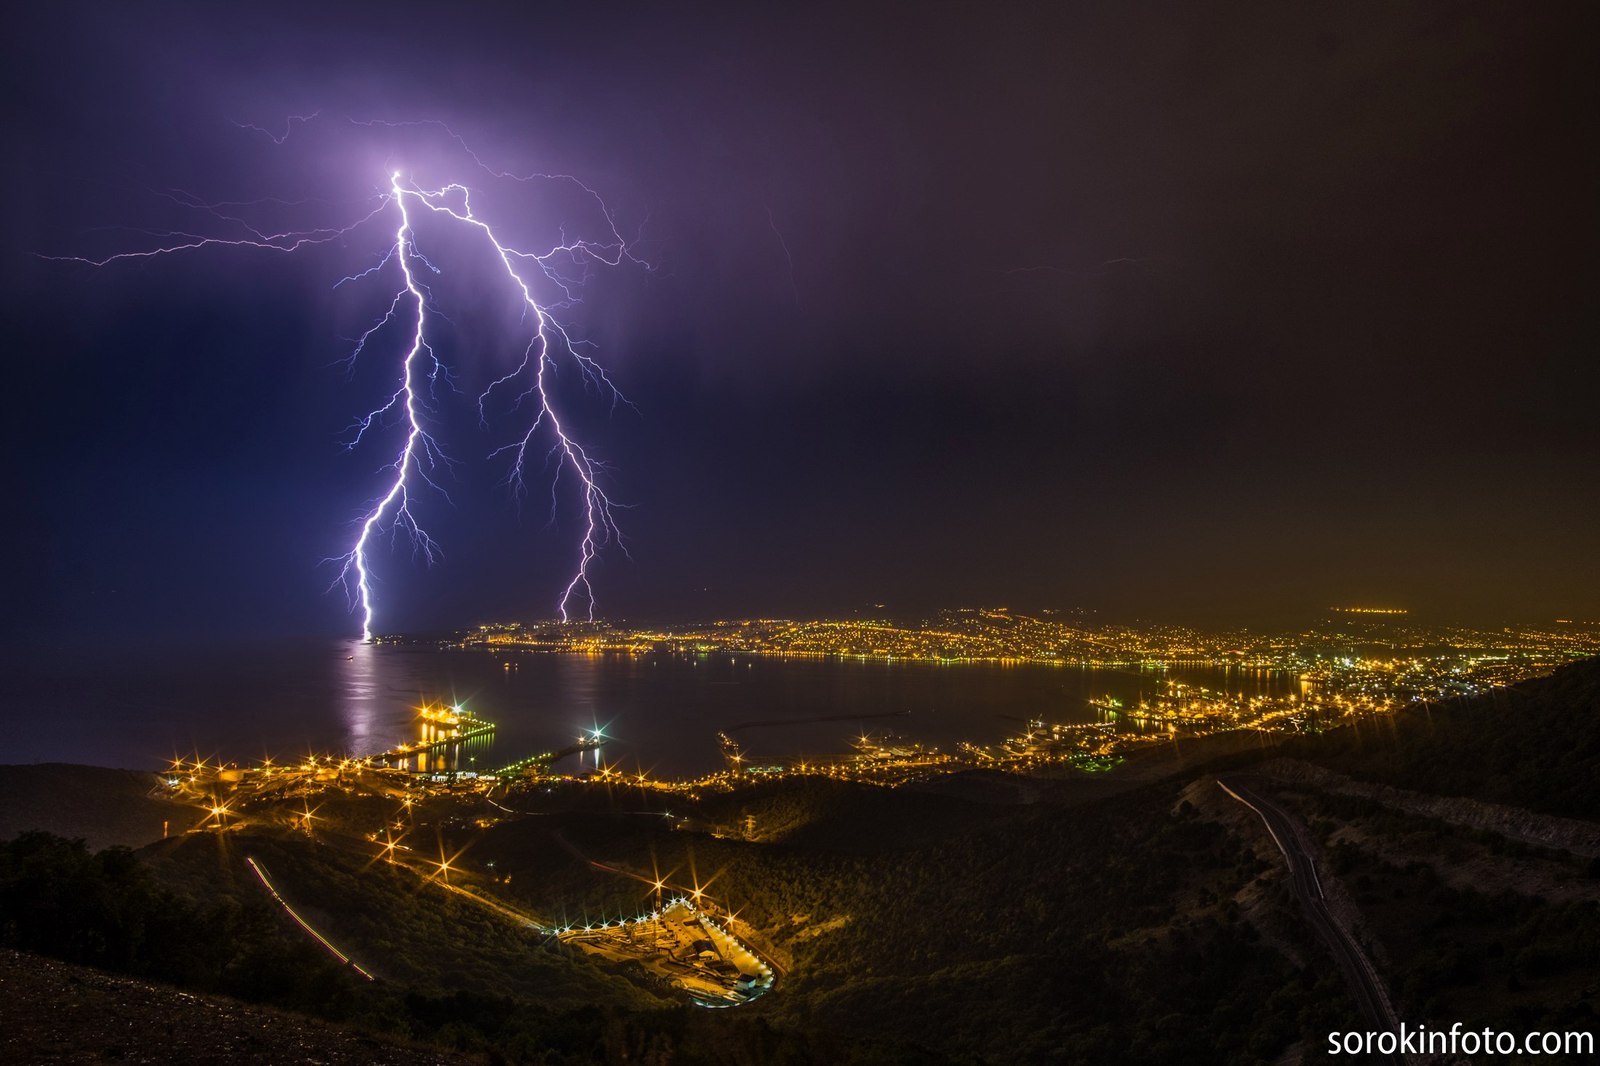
[5,2,1597,643]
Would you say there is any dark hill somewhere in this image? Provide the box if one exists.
[0,948,475,1065]
[0,763,200,850]
[4,658,1598,1063]
[1287,654,1600,819]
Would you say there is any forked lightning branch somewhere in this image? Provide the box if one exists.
[51,130,643,638]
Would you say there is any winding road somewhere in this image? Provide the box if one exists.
[1217,775,1400,1061]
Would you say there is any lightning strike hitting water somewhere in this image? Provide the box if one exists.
[336,171,634,638]
[51,133,642,640]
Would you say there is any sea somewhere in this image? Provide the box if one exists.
[9,638,1302,777]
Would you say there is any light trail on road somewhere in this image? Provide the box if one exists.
[1218,777,1399,1061]
[246,856,376,981]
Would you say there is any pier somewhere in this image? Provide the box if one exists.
[373,704,496,769]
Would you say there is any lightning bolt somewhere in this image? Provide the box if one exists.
[47,129,643,640]
[332,173,449,642]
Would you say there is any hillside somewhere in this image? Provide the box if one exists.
[1286,654,1600,820]
[1,658,1596,1063]
[0,762,200,849]
[0,948,473,1065]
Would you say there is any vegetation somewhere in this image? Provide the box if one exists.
[3,779,1361,1063]
[1288,656,1600,820]
[0,831,363,1017]
[0,830,958,1063]
[461,775,1363,1063]
[5,657,1598,1063]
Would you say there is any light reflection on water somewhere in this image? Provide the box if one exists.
[340,639,380,751]
[10,638,1301,776]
